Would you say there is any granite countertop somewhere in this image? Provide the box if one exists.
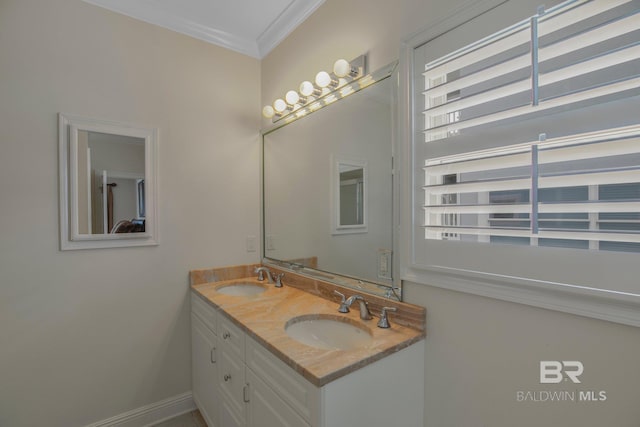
[191,277,425,387]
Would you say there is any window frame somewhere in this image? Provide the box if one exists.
[398,0,640,327]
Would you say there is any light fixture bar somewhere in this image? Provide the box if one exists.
[262,54,370,125]
[262,58,397,133]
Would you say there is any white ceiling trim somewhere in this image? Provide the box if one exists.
[257,0,325,58]
[82,0,325,59]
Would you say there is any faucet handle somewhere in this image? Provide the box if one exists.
[275,273,285,288]
[254,267,265,281]
[333,290,349,313]
[377,307,397,329]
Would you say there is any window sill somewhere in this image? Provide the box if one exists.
[402,264,640,328]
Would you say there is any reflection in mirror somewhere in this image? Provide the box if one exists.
[263,63,399,300]
[59,114,158,250]
[333,159,367,234]
[75,131,146,234]
[340,166,364,226]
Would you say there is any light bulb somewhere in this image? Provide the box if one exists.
[315,71,332,88]
[273,98,287,113]
[333,59,351,77]
[285,90,300,105]
[299,81,315,97]
[262,105,275,119]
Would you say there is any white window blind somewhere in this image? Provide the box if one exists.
[420,0,640,253]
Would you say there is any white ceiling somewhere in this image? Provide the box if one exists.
[82,0,325,58]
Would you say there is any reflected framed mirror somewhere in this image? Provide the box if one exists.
[262,62,400,300]
[58,113,158,250]
[332,158,367,234]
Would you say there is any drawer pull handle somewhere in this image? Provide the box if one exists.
[210,347,216,364]
[223,332,231,339]
[224,374,232,382]
[243,384,250,403]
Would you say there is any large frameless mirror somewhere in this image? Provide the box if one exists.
[262,62,400,300]
[58,113,158,250]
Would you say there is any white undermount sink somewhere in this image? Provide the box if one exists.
[216,282,266,296]
[285,314,373,350]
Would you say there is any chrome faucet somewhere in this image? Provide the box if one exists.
[255,267,284,288]
[254,267,275,283]
[333,290,372,320]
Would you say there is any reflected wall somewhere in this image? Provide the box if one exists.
[263,77,393,285]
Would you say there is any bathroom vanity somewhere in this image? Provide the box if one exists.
[190,264,426,427]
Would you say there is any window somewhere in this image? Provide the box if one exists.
[424,126,640,252]
[405,0,640,326]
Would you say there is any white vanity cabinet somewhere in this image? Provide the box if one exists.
[191,295,220,427]
[192,295,307,427]
[191,292,425,427]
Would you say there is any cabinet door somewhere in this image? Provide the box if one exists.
[219,348,246,426]
[246,369,310,427]
[219,398,244,427]
[192,313,219,427]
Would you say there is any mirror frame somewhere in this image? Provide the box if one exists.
[260,61,401,300]
[58,113,159,250]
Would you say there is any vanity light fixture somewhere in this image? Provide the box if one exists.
[285,90,304,106]
[333,58,359,78]
[315,70,338,89]
[262,105,275,119]
[273,98,290,114]
[262,54,368,123]
[299,80,321,98]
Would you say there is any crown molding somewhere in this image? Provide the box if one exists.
[83,0,259,57]
[82,0,325,59]
[257,0,326,58]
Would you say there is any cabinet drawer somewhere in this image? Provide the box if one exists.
[218,314,245,357]
[191,293,217,333]
[246,336,318,424]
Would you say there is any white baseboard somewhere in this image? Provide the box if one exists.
[85,391,197,427]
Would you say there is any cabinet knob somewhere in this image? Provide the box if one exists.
[223,331,231,339]
[224,374,232,382]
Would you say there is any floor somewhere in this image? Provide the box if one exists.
[153,410,207,427]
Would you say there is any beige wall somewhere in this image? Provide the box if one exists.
[0,1,260,426]
[262,1,640,426]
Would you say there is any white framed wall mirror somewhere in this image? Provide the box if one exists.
[332,158,367,234]
[58,113,158,250]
